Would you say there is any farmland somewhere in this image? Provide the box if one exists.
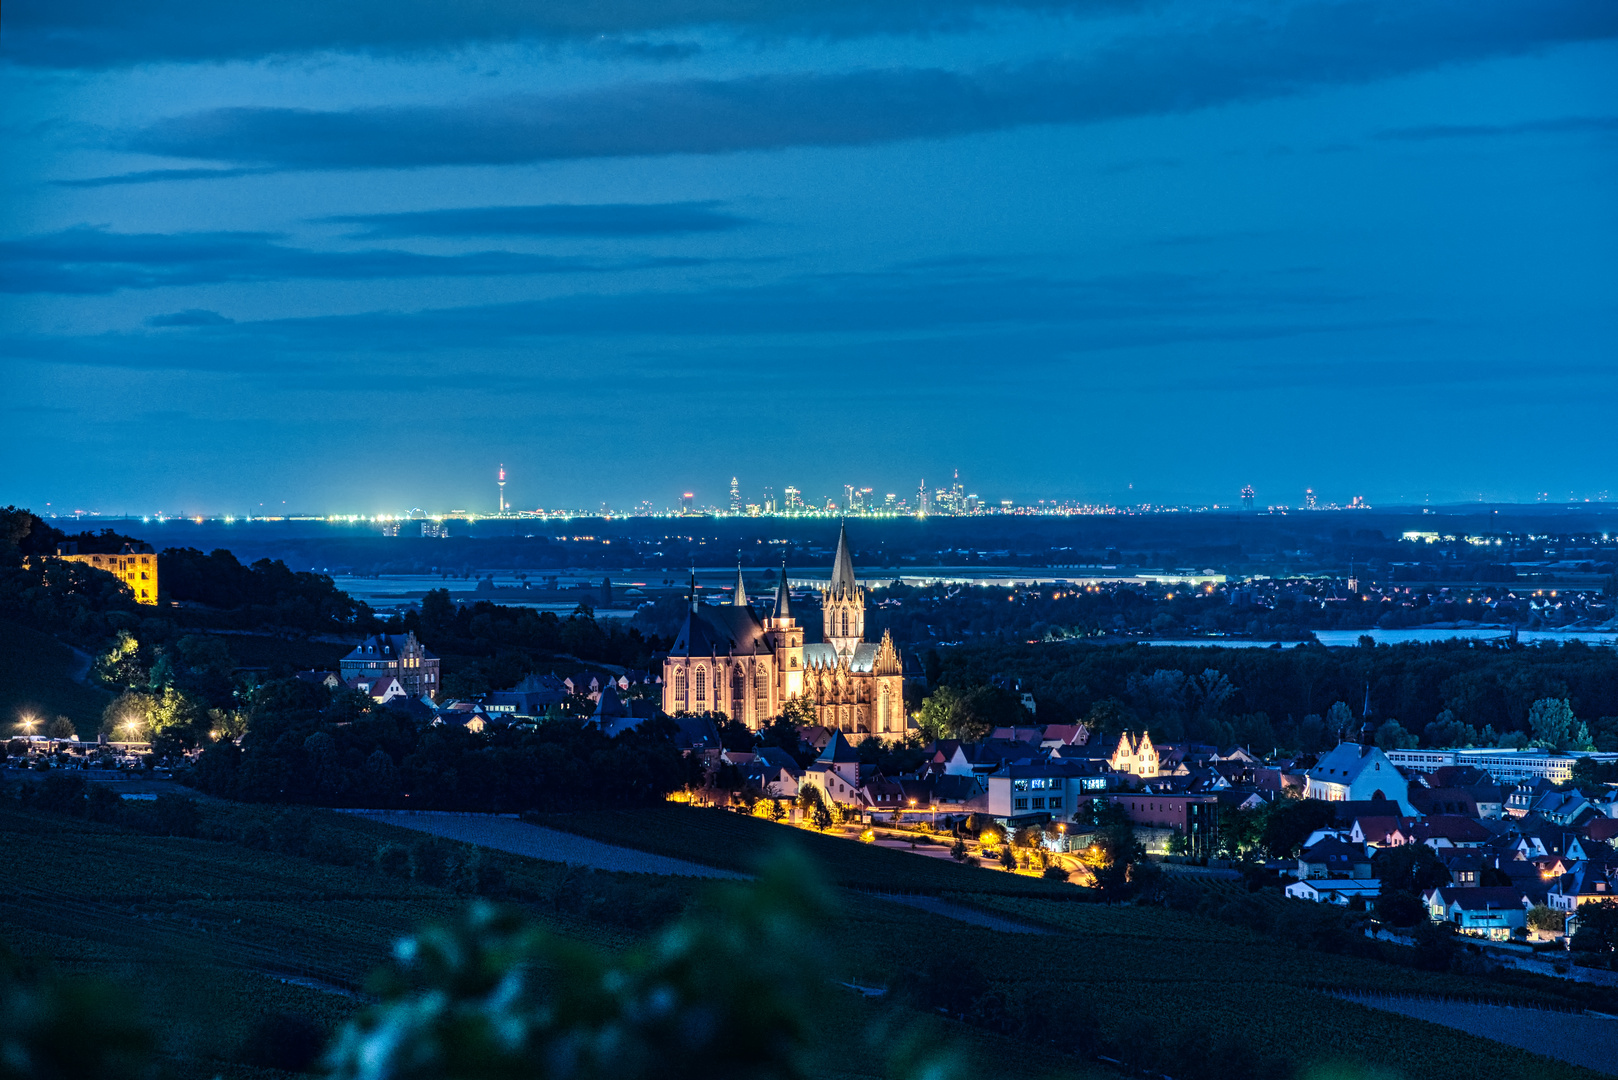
[4,788,1612,1079]
[0,798,1108,1079]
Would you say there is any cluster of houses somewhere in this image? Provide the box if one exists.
[1278,739,1618,941]
[298,632,659,731]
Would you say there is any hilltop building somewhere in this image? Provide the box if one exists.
[661,525,905,737]
[54,542,158,605]
[340,632,441,701]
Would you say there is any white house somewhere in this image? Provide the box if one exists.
[1304,742,1416,814]
[1285,879,1380,905]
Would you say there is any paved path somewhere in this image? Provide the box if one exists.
[347,811,746,879]
[1333,992,1618,1075]
[862,892,1050,934]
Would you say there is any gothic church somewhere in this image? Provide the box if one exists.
[661,525,905,737]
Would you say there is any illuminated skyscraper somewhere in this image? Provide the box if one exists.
[729,476,741,513]
[1241,485,1255,510]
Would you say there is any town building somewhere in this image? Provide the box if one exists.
[54,542,158,605]
[661,526,904,736]
[1305,742,1416,814]
[339,632,441,700]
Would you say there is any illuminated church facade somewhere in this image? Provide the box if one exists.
[661,525,906,737]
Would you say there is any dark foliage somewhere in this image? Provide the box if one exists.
[160,547,370,633]
[242,1012,327,1073]
[186,677,686,812]
[931,637,1618,747]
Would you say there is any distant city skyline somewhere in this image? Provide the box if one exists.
[20,461,1618,522]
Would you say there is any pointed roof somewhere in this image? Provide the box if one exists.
[829,523,858,599]
[817,730,860,764]
[732,562,747,607]
[688,568,698,613]
[773,561,791,619]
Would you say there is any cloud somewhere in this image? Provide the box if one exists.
[51,166,278,188]
[145,308,235,326]
[0,225,706,293]
[321,202,750,239]
[4,262,1369,377]
[1,0,1135,68]
[1377,115,1618,141]
[121,0,1618,170]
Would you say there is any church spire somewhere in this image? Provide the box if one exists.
[829,522,857,599]
[689,568,698,613]
[732,561,747,607]
[773,561,791,619]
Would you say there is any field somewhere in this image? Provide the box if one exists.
[541,805,1616,1079]
[0,618,111,731]
[0,799,1113,1080]
[534,804,1078,896]
[4,788,1612,1079]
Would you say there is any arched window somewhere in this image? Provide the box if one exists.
[879,688,889,731]
[732,665,748,718]
[674,667,687,700]
[695,667,707,706]
[841,611,849,637]
[755,665,768,711]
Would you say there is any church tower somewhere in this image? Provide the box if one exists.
[822,524,865,662]
[765,562,803,704]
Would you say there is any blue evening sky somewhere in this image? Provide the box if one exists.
[2,0,1614,515]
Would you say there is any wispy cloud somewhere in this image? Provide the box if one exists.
[145,309,236,326]
[0,226,707,293]
[5,262,1366,375]
[321,202,750,239]
[1,0,1135,68]
[51,166,278,188]
[1377,115,1618,141]
[119,0,1618,171]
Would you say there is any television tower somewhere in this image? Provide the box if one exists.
[498,464,507,515]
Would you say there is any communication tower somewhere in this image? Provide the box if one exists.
[498,465,507,515]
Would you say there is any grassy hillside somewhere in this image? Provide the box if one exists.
[541,805,1613,1079]
[0,800,1112,1080]
[0,619,112,732]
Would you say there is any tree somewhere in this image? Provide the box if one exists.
[45,716,76,740]
[1527,904,1566,935]
[716,717,754,753]
[1374,720,1418,752]
[91,630,144,690]
[1571,900,1618,959]
[1257,798,1333,859]
[1325,701,1355,742]
[1376,842,1450,896]
[1529,698,1591,751]
[915,685,970,742]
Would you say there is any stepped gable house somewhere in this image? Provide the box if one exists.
[340,632,441,701]
[662,525,905,737]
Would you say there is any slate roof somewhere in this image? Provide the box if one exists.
[669,602,771,658]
